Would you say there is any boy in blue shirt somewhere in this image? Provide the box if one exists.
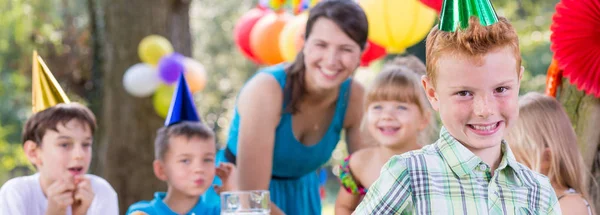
[127,74,235,215]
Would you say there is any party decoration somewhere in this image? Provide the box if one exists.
[153,84,175,118]
[294,0,319,14]
[438,0,499,32]
[138,35,174,66]
[550,0,600,98]
[319,168,327,199]
[130,35,207,117]
[165,73,201,126]
[250,11,293,65]
[360,41,387,67]
[234,8,268,64]
[32,50,70,113]
[545,59,562,98]
[158,53,185,85]
[292,0,304,14]
[279,12,308,62]
[123,63,162,97]
[359,0,437,53]
[267,0,286,11]
[420,0,443,13]
[182,57,208,93]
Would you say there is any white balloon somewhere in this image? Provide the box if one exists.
[123,63,161,97]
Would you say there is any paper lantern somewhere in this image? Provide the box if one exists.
[250,11,293,65]
[359,0,437,53]
[234,8,268,64]
[279,12,308,62]
[550,0,600,97]
[420,0,443,13]
[360,41,387,67]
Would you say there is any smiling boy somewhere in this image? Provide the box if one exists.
[353,0,561,214]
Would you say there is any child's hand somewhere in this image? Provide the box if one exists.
[45,177,75,215]
[72,175,95,215]
[214,162,237,194]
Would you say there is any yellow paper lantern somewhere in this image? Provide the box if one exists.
[359,0,437,53]
[279,12,308,62]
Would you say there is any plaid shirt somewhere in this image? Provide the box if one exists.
[354,127,561,215]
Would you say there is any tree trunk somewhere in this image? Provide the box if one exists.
[558,79,600,213]
[96,0,192,213]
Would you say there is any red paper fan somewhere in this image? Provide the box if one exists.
[550,0,600,98]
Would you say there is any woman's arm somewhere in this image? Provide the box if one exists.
[344,80,373,153]
[236,73,286,215]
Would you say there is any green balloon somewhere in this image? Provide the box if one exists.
[153,84,174,118]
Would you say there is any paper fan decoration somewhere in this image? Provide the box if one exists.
[550,0,600,98]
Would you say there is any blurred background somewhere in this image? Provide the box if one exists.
[1,0,598,214]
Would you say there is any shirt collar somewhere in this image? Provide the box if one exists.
[152,192,213,215]
[152,192,176,214]
[436,127,524,185]
[499,139,525,186]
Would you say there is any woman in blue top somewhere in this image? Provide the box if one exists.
[221,1,372,214]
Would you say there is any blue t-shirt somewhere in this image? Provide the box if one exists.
[127,192,219,215]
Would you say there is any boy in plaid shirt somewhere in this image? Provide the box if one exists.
[353,0,561,214]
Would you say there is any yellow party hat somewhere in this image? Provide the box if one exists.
[32,50,70,113]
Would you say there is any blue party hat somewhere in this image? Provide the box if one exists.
[164,73,201,126]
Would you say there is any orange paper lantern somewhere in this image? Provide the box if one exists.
[250,11,293,65]
[279,12,308,62]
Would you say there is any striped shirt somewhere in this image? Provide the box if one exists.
[353,127,561,215]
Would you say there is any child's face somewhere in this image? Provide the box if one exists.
[158,136,216,197]
[366,101,426,147]
[30,119,93,183]
[423,47,521,155]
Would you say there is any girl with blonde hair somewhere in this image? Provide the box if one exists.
[505,92,596,215]
[334,56,437,214]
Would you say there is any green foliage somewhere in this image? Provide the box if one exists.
[190,0,258,145]
[494,0,560,92]
[0,0,89,184]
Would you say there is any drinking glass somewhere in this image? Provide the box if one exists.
[221,190,270,215]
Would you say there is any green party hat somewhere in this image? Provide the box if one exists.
[438,0,499,32]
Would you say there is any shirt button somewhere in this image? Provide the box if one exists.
[478,164,487,171]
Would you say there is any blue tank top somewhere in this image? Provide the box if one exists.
[225,64,351,178]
